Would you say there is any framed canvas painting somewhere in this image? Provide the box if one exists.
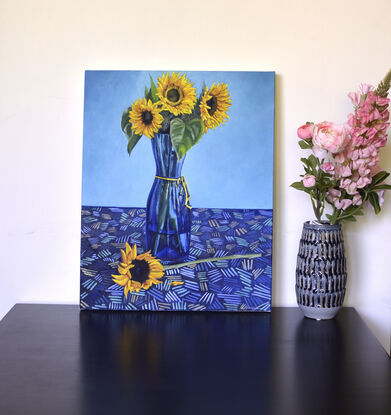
[80,70,275,312]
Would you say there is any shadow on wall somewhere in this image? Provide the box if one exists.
[271,73,285,305]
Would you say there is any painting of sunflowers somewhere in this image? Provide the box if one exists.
[81,70,275,311]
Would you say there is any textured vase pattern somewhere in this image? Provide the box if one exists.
[146,132,191,264]
[295,221,346,319]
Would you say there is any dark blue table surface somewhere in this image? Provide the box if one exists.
[0,305,390,415]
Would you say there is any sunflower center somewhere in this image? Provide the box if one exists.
[165,87,183,105]
[131,259,151,284]
[142,111,153,125]
[206,96,218,116]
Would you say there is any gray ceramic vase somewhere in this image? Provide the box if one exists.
[295,221,347,320]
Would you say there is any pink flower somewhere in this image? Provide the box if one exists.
[334,198,353,210]
[334,152,346,163]
[347,113,356,128]
[357,176,372,188]
[352,194,362,206]
[378,190,385,207]
[340,178,358,195]
[366,155,379,168]
[312,121,349,154]
[366,128,378,139]
[370,165,382,176]
[327,188,342,205]
[312,145,328,161]
[328,188,341,198]
[358,166,371,177]
[376,96,390,106]
[337,164,352,178]
[320,162,335,174]
[348,91,362,107]
[346,148,359,161]
[297,124,314,140]
[360,145,377,158]
[352,158,365,171]
[360,83,374,94]
[302,174,316,188]
[380,109,390,121]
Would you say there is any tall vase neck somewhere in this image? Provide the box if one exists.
[152,133,185,178]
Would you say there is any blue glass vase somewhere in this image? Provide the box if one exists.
[146,133,192,264]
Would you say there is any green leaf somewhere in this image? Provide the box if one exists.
[343,215,357,222]
[308,154,318,170]
[342,205,363,217]
[298,140,312,149]
[170,118,186,156]
[373,184,391,191]
[368,192,381,214]
[331,205,364,224]
[121,107,142,156]
[341,205,355,215]
[371,171,390,187]
[290,181,306,191]
[150,75,159,103]
[170,118,204,160]
[145,86,150,99]
[121,107,131,132]
[127,132,142,155]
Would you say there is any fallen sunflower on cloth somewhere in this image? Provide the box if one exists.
[112,243,165,298]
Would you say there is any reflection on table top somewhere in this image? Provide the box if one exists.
[0,305,390,415]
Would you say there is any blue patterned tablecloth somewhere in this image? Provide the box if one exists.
[80,207,273,312]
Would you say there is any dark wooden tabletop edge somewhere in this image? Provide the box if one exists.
[0,303,357,323]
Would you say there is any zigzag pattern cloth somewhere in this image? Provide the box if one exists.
[80,207,273,312]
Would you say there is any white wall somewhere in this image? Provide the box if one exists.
[0,0,390,353]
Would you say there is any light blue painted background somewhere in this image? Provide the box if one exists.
[82,70,275,209]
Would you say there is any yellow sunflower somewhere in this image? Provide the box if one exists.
[129,98,163,139]
[112,243,164,298]
[157,72,197,115]
[200,83,232,132]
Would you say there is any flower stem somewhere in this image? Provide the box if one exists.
[163,253,263,270]
[330,207,338,225]
[311,196,322,222]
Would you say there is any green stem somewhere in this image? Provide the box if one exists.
[330,207,338,225]
[310,197,318,220]
[319,201,324,219]
[163,253,263,270]
[316,197,323,222]
[310,196,322,222]
[334,206,362,222]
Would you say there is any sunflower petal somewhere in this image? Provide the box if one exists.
[169,281,184,286]
[118,265,130,275]
[142,280,153,290]
[157,72,196,116]
[128,97,163,139]
[112,273,128,281]
[112,274,129,287]
[200,83,231,131]
[124,284,130,298]
[121,249,127,264]
[129,244,137,261]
